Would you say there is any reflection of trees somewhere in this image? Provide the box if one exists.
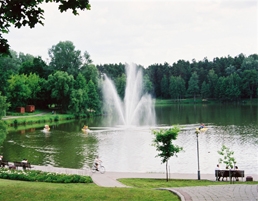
[1,121,99,169]
[0,120,7,145]
[46,123,99,169]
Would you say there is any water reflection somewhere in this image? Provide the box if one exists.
[1,104,257,175]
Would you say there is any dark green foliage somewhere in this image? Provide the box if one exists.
[96,63,125,80]
[48,41,83,77]
[0,169,93,183]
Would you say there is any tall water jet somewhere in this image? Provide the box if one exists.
[102,64,156,127]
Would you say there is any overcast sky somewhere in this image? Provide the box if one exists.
[4,0,258,67]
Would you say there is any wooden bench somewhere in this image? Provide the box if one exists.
[215,170,244,182]
[0,160,9,167]
[13,162,33,170]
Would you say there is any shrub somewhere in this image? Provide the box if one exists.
[0,169,93,184]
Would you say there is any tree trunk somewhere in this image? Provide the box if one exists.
[166,161,168,182]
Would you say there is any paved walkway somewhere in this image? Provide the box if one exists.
[167,184,258,201]
[28,165,258,201]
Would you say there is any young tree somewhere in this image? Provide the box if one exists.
[217,145,236,169]
[152,126,183,181]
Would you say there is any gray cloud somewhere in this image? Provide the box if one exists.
[4,0,257,67]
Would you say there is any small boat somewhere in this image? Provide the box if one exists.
[43,125,50,132]
[82,125,90,132]
[196,127,208,132]
[82,128,91,132]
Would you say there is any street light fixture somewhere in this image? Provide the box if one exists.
[195,130,201,180]
[195,127,208,180]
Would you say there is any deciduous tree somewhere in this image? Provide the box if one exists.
[7,74,32,109]
[47,71,74,111]
[187,72,199,101]
[48,41,83,77]
[152,126,183,181]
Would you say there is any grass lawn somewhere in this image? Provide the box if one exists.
[2,178,257,201]
[118,178,258,188]
[0,179,178,201]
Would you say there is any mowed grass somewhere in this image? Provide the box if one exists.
[118,178,258,188]
[0,179,179,201]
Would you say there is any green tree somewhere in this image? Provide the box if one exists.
[241,70,258,100]
[26,73,42,105]
[0,92,9,145]
[152,126,183,181]
[225,65,236,76]
[217,145,236,169]
[19,56,48,78]
[87,80,100,115]
[177,76,186,100]
[169,76,178,99]
[169,76,186,100]
[47,71,74,112]
[0,0,91,55]
[207,69,218,98]
[161,75,169,98]
[0,50,20,95]
[225,73,241,101]
[143,74,154,95]
[187,72,199,101]
[81,64,99,86]
[201,81,210,99]
[69,73,88,115]
[0,120,7,145]
[48,41,83,77]
[115,74,126,99]
[7,74,31,109]
[241,56,258,71]
[96,63,125,80]
[215,76,227,101]
[0,92,10,118]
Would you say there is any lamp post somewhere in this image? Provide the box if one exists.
[195,130,201,180]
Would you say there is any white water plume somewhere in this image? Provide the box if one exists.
[102,64,156,126]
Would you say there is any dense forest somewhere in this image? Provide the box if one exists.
[0,40,257,118]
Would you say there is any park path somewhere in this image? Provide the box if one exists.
[6,163,258,201]
[2,112,48,120]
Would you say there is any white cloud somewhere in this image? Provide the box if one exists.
[4,0,257,67]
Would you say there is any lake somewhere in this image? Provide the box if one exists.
[1,103,257,175]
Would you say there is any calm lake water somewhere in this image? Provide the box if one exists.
[1,103,258,175]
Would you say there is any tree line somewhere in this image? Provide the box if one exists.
[97,53,258,102]
[0,41,100,117]
[0,40,257,119]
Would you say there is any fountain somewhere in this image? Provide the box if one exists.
[102,64,156,127]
